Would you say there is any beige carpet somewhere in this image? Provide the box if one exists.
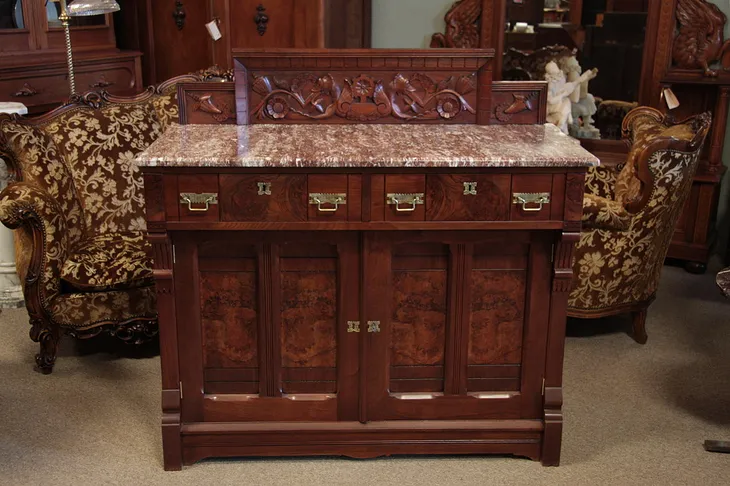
[1,262,729,486]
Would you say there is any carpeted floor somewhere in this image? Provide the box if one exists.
[1,262,729,486]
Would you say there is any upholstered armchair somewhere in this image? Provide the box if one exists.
[568,107,712,343]
[0,74,202,373]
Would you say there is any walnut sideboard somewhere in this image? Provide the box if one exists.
[134,50,598,470]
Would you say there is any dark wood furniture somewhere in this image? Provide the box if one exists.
[136,49,597,470]
[115,0,372,85]
[1,0,141,114]
[432,0,730,274]
[707,266,730,453]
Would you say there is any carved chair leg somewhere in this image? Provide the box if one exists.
[29,318,61,374]
[630,309,648,345]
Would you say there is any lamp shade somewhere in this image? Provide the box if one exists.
[67,0,120,16]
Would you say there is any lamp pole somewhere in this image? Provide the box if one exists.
[58,0,77,95]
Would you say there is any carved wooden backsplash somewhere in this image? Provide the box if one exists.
[233,49,495,125]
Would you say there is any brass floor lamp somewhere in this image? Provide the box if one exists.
[56,0,120,95]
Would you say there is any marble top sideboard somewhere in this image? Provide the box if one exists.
[135,123,599,168]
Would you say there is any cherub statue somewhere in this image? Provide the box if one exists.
[560,56,601,139]
[544,61,598,135]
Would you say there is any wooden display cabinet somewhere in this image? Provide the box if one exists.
[1,0,141,114]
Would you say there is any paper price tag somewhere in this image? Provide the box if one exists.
[206,20,222,41]
[663,87,680,110]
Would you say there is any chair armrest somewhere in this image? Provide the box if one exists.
[582,193,631,231]
[585,166,617,200]
[0,182,69,302]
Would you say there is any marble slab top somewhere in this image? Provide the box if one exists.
[135,123,599,169]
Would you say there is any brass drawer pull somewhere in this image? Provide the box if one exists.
[347,321,360,333]
[180,192,218,212]
[367,321,381,333]
[513,192,550,212]
[387,193,424,212]
[309,193,346,212]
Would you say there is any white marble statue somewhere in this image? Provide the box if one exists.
[544,60,598,135]
[559,56,601,139]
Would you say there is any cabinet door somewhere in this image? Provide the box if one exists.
[364,231,552,421]
[174,231,359,423]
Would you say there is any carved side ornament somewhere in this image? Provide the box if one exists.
[430,0,482,48]
[672,0,730,76]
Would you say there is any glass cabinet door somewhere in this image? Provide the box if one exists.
[0,0,25,29]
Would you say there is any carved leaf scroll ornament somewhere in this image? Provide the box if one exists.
[495,92,537,122]
[251,72,476,122]
[673,0,730,76]
[430,0,482,48]
[186,92,234,122]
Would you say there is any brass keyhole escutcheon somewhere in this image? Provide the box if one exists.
[367,321,381,333]
[257,182,272,195]
[463,181,477,196]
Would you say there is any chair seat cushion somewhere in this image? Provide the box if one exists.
[61,233,153,292]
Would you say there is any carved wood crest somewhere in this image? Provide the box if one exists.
[251,72,477,122]
[672,0,730,76]
[430,0,482,48]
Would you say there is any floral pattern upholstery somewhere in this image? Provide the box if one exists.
[568,108,710,313]
[42,102,162,235]
[61,232,153,292]
[0,83,191,336]
[50,286,157,331]
[582,193,631,231]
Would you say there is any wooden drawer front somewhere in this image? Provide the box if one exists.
[308,175,352,222]
[510,175,553,221]
[74,63,137,94]
[220,174,307,222]
[426,174,510,221]
[178,175,220,222]
[384,175,426,221]
[1,61,137,108]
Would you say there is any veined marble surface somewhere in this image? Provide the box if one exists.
[135,123,600,168]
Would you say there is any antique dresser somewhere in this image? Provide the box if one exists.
[134,49,598,470]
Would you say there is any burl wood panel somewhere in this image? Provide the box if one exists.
[200,261,259,395]
[426,174,510,221]
[220,174,307,222]
[390,243,448,393]
[467,244,527,392]
[178,83,236,125]
[280,244,338,394]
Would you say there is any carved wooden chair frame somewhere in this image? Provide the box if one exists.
[0,72,213,372]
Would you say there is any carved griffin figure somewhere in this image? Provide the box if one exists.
[430,0,481,48]
[672,0,730,76]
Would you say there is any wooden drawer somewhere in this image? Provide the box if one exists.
[220,174,307,222]
[0,57,139,110]
[384,175,426,221]
[219,174,360,222]
[178,175,220,222]
[510,174,553,221]
[426,174,511,221]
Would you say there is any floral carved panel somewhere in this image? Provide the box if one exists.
[249,72,478,124]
